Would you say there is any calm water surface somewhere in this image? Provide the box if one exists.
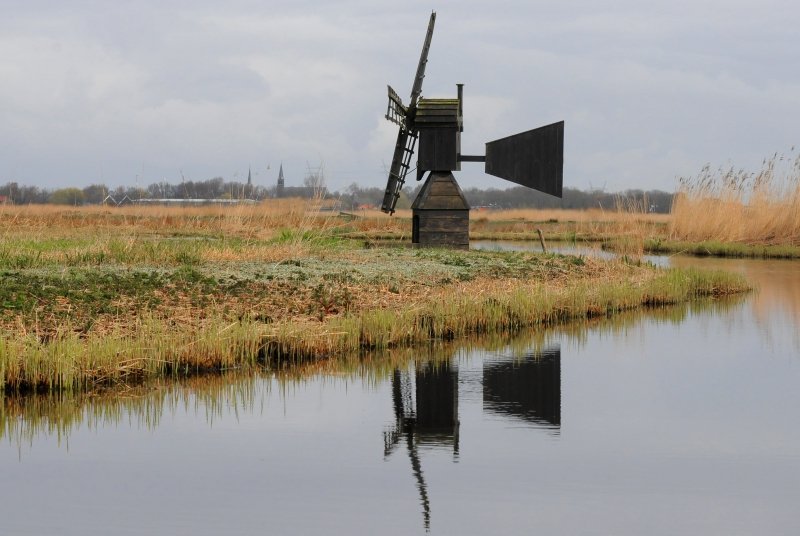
[2,245,799,535]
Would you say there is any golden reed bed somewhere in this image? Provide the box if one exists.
[670,153,800,245]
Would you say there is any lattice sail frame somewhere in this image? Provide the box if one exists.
[385,86,407,128]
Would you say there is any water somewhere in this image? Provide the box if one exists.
[2,246,799,535]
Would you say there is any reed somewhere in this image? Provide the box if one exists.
[670,152,800,244]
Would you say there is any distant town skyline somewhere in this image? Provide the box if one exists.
[2,1,799,193]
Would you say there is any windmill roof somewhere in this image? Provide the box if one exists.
[416,98,461,128]
[411,171,470,211]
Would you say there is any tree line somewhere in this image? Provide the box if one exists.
[0,178,268,205]
[340,183,674,213]
[0,177,674,213]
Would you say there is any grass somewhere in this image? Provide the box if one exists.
[0,198,666,253]
[0,199,407,244]
[0,251,747,391]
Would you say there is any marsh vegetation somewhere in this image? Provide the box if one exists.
[0,201,748,392]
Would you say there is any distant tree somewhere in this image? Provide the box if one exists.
[302,165,327,198]
[394,192,412,210]
[82,184,107,204]
[0,182,49,204]
[131,188,149,200]
[49,188,86,205]
[335,182,389,209]
[146,183,161,198]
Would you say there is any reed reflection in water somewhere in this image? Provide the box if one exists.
[1,295,734,451]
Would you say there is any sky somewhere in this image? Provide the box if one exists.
[2,0,800,193]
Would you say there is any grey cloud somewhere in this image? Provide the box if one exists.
[1,0,800,191]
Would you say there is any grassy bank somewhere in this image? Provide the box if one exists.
[640,240,800,259]
[0,243,747,392]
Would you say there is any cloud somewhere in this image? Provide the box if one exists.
[1,1,800,192]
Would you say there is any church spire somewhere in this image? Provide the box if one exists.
[277,163,285,198]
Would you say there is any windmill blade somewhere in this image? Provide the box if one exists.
[485,121,564,198]
[380,127,418,214]
[385,86,407,128]
[380,13,435,214]
[409,12,436,111]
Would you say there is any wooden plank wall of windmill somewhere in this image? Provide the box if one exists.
[418,128,460,172]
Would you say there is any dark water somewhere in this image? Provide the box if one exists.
[2,246,800,535]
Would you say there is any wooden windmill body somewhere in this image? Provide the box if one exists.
[410,172,470,249]
[410,96,469,248]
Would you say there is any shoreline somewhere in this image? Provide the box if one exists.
[638,240,800,260]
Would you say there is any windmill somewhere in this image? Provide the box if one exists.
[380,12,564,249]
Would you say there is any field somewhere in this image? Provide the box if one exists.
[0,202,748,392]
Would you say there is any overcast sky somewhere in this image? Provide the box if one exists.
[2,0,799,193]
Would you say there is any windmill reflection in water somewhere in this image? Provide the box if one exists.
[383,347,561,530]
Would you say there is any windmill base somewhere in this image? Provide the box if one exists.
[410,171,470,250]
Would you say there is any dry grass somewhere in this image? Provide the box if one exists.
[0,198,408,268]
[670,153,800,245]
[468,207,669,224]
[468,204,667,249]
[0,198,406,242]
[0,200,671,246]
